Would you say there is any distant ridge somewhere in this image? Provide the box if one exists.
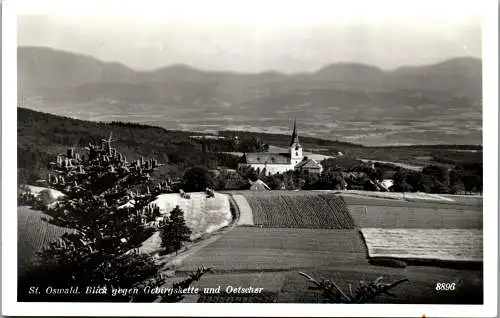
[18,45,481,75]
[17,46,482,146]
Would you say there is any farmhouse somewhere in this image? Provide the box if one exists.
[238,120,322,175]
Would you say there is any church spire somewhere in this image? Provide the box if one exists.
[290,118,299,146]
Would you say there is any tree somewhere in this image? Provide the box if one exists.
[182,166,214,192]
[449,168,465,194]
[160,205,192,255]
[423,165,449,184]
[392,171,413,192]
[18,139,210,302]
[38,189,55,205]
[239,165,259,182]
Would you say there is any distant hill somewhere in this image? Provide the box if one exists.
[17,47,482,146]
[18,46,138,96]
[19,46,482,101]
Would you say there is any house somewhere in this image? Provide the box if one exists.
[238,120,321,175]
[294,157,323,174]
[248,179,271,191]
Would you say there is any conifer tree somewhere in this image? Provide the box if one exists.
[18,137,209,302]
[160,205,192,255]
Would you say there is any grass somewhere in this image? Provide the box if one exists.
[176,228,367,272]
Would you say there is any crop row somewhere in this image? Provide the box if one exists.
[243,193,354,229]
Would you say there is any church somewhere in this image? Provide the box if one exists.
[237,120,323,175]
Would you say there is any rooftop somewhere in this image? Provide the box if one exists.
[240,153,291,165]
[295,158,322,169]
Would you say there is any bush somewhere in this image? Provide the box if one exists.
[182,166,215,192]
[38,189,55,206]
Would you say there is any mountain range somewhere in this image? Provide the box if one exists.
[17,46,482,146]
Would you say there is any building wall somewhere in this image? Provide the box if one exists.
[298,166,322,174]
[290,144,303,167]
[238,163,294,175]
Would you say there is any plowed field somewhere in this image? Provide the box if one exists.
[241,192,354,229]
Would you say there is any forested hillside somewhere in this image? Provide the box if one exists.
[17,108,482,194]
[17,108,239,183]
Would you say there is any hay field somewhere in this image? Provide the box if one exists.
[361,228,483,262]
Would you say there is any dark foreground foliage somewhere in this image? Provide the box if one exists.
[18,132,211,302]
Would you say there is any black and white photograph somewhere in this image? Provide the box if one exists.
[2,0,498,316]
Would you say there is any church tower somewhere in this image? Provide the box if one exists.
[290,119,303,167]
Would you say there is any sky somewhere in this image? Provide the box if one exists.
[16,0,483,73]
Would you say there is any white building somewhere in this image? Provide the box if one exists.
[238,120,322,175]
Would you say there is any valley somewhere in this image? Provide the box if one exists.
[18,47,482,146]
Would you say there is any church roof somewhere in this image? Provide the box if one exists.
[295,158,322,169]
[239,152,291,165]
[290,119,300,146]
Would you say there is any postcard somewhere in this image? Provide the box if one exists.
[2,0,498,316]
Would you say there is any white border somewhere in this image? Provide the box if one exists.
[2,0,498,316]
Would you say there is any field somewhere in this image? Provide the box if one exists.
[361,228,483,262]
[178,228,367,272]
[18,206,75,277]
[231,191,482,230]
[341,193,483,208]
[337,190,454,202]
[240,191,354,229]
[346,201,482,229]
[151,192,232,239]
[162,191,484,303]
[168,227,482,304]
